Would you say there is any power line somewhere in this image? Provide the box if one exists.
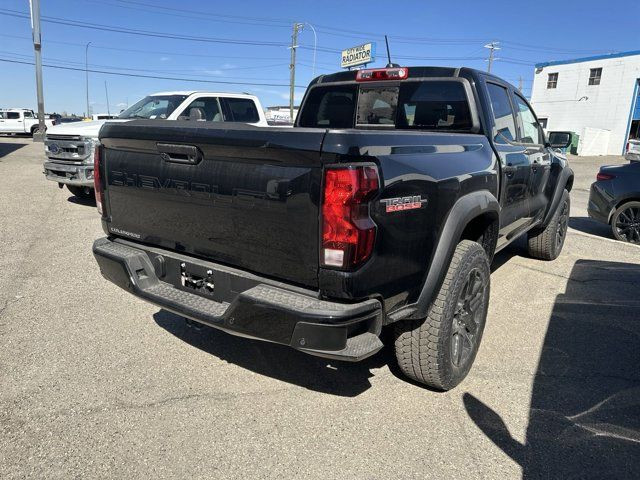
[499,40,611,55]
[0,50,290,76]
[0,9,289,47]
[3,7,613,58]
[2,53,291,81]
[83,0,293,28]
[0,57,307,88]
[297,45,487,62]
[113,0,294,25]
[0,34,290,61]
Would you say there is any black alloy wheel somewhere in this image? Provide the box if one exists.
[613,202,640,244]
[451,268,486,368]
[556,200,569,249]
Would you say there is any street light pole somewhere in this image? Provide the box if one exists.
[85,41,92,118]
[304,23,317,77]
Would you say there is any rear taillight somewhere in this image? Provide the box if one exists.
[626,142,630,153]
[597,172,615,181]
[356,67,408,82]
[321,166,379,269]
[93,145,104,215]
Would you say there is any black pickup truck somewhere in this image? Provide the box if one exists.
[93,66,573,390]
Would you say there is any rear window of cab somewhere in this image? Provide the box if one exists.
[298,81,473,131]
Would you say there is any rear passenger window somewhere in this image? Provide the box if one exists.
[298,85,357,128]
[396,81,472,131]
[486,83,517,144]
[179,98,223,122]
[512,94,542,144]
[225,98,260,123]
[6,112,20,119]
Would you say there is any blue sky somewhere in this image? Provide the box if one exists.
[1,0,638,115]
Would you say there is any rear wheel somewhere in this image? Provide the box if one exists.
[527,189,570,260]
[611,201,640,244]
[393,240,490,391]
[67,185,93,199]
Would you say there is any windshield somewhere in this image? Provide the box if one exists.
[299,81,473,131]
[118,95,188,119]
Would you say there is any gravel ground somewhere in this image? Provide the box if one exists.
[1,137,638,479]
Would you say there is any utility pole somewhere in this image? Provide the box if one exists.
[518,76,523,92]
[289,23,302,123]
[484,41,500,73]
[85,42,92,118]
[28,0,46,141]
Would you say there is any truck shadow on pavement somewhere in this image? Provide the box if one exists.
[569,216,615,240]
[0,141,29,158]
[66,194,96,207]
[463,259,640,479]
[152,244,527,396]
[153,310,389,397]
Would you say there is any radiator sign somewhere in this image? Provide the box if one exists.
[341,43,376,68]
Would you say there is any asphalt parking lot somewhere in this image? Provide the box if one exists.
[1,137,638,479]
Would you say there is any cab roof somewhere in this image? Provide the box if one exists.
[149,91,257,98]
[308,66,515,90]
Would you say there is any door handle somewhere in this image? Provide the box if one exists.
[156,143,202,164]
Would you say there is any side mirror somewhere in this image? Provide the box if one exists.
[548,131,572,149]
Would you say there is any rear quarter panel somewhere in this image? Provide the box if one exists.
[319,130,498,313]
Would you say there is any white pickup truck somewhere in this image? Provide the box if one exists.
[43,91,268,198]
[626,139,640,162]
[0,108,55,136]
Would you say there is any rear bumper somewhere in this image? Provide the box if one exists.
[43,160,94,187]
[92,237,383,361]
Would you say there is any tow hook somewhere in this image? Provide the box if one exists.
[180,263,215,295]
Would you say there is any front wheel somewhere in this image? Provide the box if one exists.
[393,240,490,391]
[611,201,640,244]
[66,185,93,199]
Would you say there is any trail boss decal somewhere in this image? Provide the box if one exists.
[381,195,427,213]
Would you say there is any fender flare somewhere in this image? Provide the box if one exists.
[542,166,574,227]
[411,190,500,319]
[607,192,640,222]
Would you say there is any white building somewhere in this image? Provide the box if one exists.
[530,50,640,156]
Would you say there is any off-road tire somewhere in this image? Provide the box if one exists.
[393,240,490,391]
[611,201,640,244]
[30,125,38,136]
[527,189,570,260]
[67,185,93,199]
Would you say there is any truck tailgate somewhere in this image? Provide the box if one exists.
[99,121,325,288]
